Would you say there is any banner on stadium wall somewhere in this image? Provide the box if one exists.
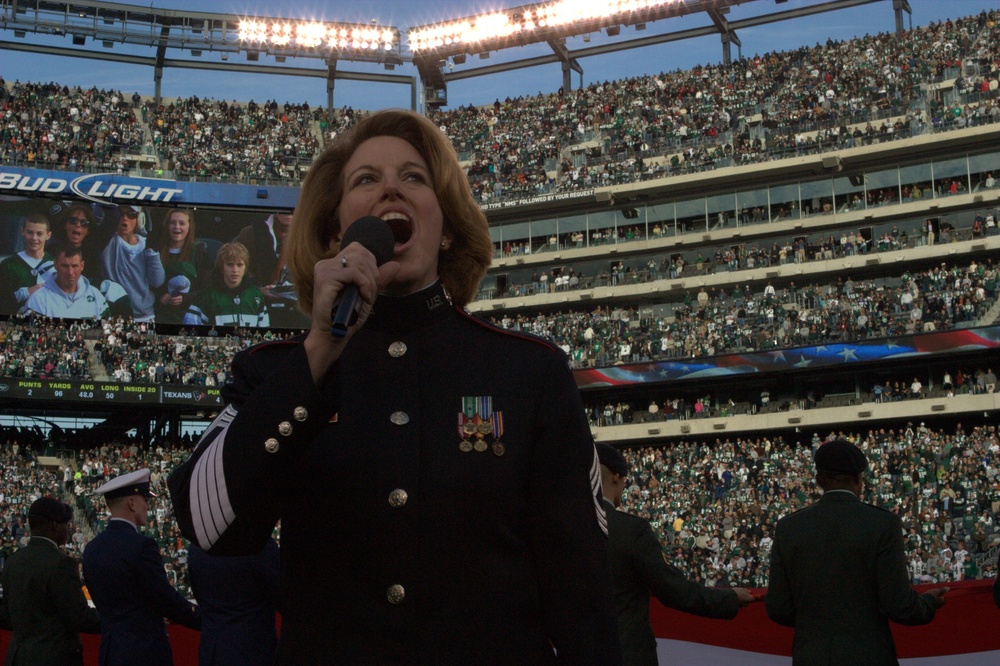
[576,325,1000,389]
[0,166,299,210]
[1,581,995,665]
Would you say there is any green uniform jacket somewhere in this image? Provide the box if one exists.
[0,537,101,666]
[766,490,938,665]
[603,499,738,665]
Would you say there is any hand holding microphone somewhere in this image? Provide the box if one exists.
[330,216,395,337]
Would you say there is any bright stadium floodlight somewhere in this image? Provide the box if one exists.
[237,16,400,64]
[407,0,686,57]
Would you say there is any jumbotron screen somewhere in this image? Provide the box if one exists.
[0,177,308,330]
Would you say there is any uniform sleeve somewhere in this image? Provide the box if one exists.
[525,351,621,664]
[765,522,796,627]
[168,342,337,555]
[876,513,936,626]
[138,537,201,630]
[634,519,739,619]
[51,554,102,634]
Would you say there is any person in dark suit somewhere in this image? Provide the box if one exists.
[82,469,201,666]
[187,537,280,666]
[596,443,753,665]
[168,109,620,664]
[0,496,101,666]
[766,439,949,665]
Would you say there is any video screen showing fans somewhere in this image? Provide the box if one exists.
[0,195,308,329]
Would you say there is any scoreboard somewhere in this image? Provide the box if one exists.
[0,378,223,407]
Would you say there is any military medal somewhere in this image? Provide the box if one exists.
[491,411,505,456]
[457,413,473,452]
[459,396,505,455]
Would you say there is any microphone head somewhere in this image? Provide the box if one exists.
[340,216,395,266]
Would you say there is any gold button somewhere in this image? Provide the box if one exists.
[388,341,407,358]
[388,489,408,508]
[293,406,308,422]
[278,421,293,436]
[390,411,409,425]
[386,584,405,604]
[264,438,280,453]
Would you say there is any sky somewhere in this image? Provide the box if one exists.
[1,0,995,111]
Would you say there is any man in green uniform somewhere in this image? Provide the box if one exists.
[766,439,949,665]
[0,496,101,665]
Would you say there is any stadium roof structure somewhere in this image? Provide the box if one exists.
[408,0,909,107]
[0,0,414,108]
[0,0,912,111]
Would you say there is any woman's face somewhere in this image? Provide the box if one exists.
[223,259,246,290]
[167,212,191,247]
[64,211,90,246]
[337,136,444,297]
[118,211,138,237]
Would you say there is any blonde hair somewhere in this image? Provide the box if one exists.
[287,109,492,311]
[215,242,249,270]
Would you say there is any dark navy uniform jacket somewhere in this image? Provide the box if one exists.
[188,538,280,666]
[81,519,202,666]
[169,281,620,664]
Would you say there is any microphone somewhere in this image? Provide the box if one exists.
[330,216,395,338]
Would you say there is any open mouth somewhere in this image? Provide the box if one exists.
[381,212,413,246]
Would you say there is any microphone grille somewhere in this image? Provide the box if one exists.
[340,216,395,266]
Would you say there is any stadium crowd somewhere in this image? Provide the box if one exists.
[0,315,95,380]
[619,424,1000,589]
[492,258,998,367]
[585,364,998,427]
[0,80,143,172]
[144,97,321,181]
[94,316,300,386]
[2,421,998,600]
[2,9,999,200]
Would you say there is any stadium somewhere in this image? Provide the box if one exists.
[1,0,999,662]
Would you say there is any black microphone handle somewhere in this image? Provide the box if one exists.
[327,216,395,338]
[330,285,360,338]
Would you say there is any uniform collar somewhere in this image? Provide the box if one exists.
[819,488,860,502]
[366,281,453,334]
[29,536,62,550]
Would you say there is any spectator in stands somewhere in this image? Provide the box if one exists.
[23,245,109,320]
[597,442,753,665]
[100,205,165,322]
[766,440,948,664]
[147,208,212,325]
[169,109,620,664]
[0,212,54,315]
[182,242,269,328]
[0,496,101,666]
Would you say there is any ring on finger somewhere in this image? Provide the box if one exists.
[341,256,348,267]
